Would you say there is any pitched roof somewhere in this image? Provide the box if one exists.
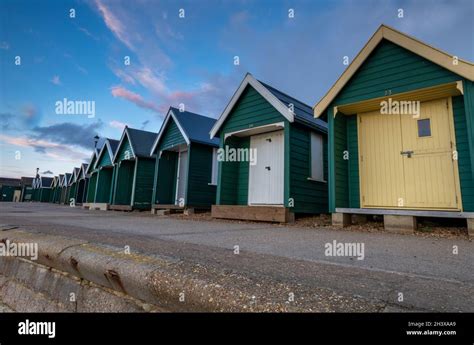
[210,73,327,138]
[63,173,72,185]
[313,24,474,117]
[95,138,120,169]
[113,127,157,161]
[58,174,64,187]
[40,177,53,188]
[150,107,220,154]
[85,143,104,175]
[0,177,21,187]
[78,163,89,179]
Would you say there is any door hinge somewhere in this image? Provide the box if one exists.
[359,117,362,123]
[360,155,363,162]
[446,100,449,109]
[362,196,365,202]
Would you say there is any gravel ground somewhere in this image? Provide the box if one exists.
[1,203,473,312]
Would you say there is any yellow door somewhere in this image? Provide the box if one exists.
[358,97,461,210]
[359,110,405,207]
[400,98,460,209]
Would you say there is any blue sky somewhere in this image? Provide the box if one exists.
[0,0,473,178]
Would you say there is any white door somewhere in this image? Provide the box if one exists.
[175,150,188,205]
[248,131,284,205]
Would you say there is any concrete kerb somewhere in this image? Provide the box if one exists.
[0,230,258,312]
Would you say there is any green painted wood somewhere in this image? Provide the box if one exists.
[113,161,134,205]
[96,148,112,168]
[157,118,186,152]
[95,168,113,203]
[453,95,474,212]
[333,40,462,106]
[346,115,360,208]
[86,172,98,203]
[133,158,155,209]
[219,85,285,134]
[116,135,135,162]
[218,136,250,205]
[156,151,178,204]
[462,80,474,180]
[289,123,328,213]
[187,143,216,207]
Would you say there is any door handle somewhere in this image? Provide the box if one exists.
[400,150,414,158]
[265,166,271,171]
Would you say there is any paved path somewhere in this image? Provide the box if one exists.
[1,203,473,311]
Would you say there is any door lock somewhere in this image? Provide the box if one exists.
[265,166,271,171]
[400,150,414,158]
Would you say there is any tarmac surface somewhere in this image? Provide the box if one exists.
[1,202,473,312]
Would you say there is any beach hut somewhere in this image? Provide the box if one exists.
[20,177,34,202]
[312,25,474,235]
[65,169,78,204]
[149,107,219,214]
[38,177,53,202]
[0,178,21,202]
[75,163,89,205]
[110,127,157,211]
[83,148,101,207]
[210,73,328,222]
[49,176,59,202]
[89,138,119,210]
[53,174,64,203]
[60,173,71,204]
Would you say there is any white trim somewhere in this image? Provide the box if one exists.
[224,122,285,140]
[130,157,138,207]
[112,127,137,163]
[210,73,295,139]
[150,108,190,155]
[85,150,99,175]
[313,24,474,118]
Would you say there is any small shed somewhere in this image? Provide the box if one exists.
[60,173,71,204]
[38,177,53,202]
[210,73,328,222]
[49,176,59,203]
[149,107,220,213]
[84,148,101,205]
[53,174,64,203]
[66,168,80,204]
[110,127,157,211]
[75,163,89,205]
[0,178,21,202]
[90,138,120,209]
[20,177,34,202]
[313,25,474,234]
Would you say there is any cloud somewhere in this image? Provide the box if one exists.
[0,134,89,162]
[41,170,53,175]
[78,26,100,41]
[110,86,161,114]
[109,120,129,130]
[31,121,103,150]
[1,105,42,131]
[0,41,9,50]
[51,75,61,85]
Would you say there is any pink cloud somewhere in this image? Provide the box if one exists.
[109,120,129,130]
[110,86,161,114]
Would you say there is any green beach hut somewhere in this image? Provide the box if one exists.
[210,73,328,222]
[149,107,220,213]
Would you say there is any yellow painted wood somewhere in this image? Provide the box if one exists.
[400,98,461,209]
[358,97,462,210]
[358,110,405,207]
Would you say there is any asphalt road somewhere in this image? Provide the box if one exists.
[1,202,473,312]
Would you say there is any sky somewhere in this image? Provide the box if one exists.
[0,0,473,178]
